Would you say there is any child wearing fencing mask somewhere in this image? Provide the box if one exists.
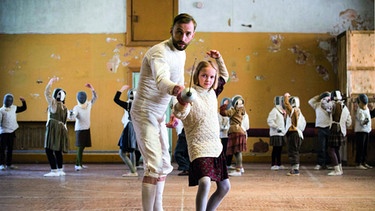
[0,93,27,170]
[114,85,139,177]
[44,76,69,177]
[284,93,306,176]
[69,83,97,171]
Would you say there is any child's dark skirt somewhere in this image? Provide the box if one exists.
[188,151,228,186]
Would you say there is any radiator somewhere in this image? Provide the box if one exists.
[15,122,46,150]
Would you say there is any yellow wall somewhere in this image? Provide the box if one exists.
[0,32,336,152]
[186,33,336,127]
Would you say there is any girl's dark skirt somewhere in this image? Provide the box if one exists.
[188,151,228,187]
[75,129,92,147]
[118,122,137,152]
[328,124,344,147]
[226,132,247,155]
[328,131,344,147]
[270,135,286,147]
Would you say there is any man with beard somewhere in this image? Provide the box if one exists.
[130,13,196,210]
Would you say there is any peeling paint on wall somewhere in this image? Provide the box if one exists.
[106,48,121,73]
[121,61,130,67]
[123,47,135,57]
[289,45,330,80]
[288,45,315,65]
[331,8,374,35]
[7,61,23,76]
[104,38,149,72]
[124,47,142,59]
[106,37,118,43]
[29,93,40,99]
[230,71,238,82]
[122,47,146,66]
[318,38,338,73]
[255,75,265,80]
[116,78,125,83]
[315,65,329,81]
[106,42,124,73]
[268,34,283,52]
[339,9,372,30]
[50,54,61,60]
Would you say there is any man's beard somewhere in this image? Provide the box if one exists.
[172,39,188,51]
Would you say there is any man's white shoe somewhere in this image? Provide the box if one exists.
[0,165,5,170]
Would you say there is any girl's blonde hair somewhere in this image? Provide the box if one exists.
[193,60,218,91]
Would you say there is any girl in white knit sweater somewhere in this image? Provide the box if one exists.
[173,50,230,211]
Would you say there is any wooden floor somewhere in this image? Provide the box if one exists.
[0,163,374,211]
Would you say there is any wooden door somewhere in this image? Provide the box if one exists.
[126,0,178,46]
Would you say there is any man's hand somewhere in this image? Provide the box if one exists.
[172,85,184,96]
